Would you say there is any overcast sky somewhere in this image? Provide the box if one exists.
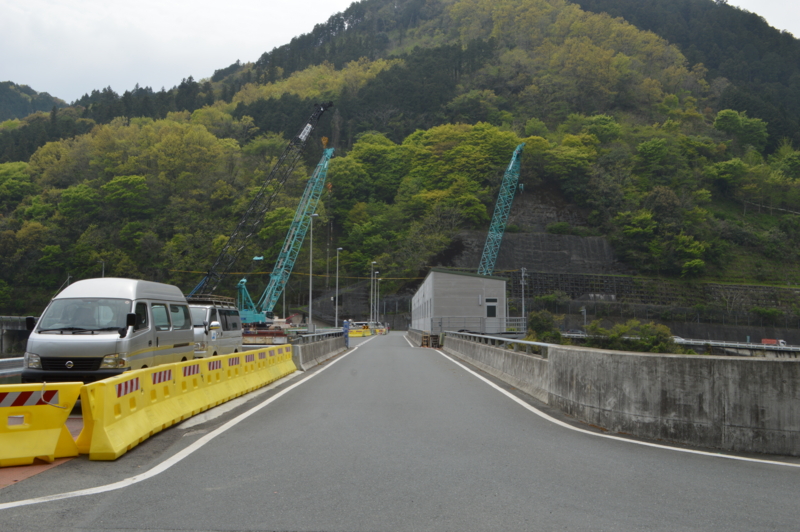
[0,0,799,104]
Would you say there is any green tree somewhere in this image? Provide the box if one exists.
[101,175,153,219]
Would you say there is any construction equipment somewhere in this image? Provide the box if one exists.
[477,143,525,276]
[237,147,335,324]
[189,101,333,297]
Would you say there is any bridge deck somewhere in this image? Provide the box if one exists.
[0,333,798,531]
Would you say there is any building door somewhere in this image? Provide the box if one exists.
[485,297,501,333]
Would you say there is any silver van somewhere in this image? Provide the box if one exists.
[22,278,194,383]
[188,295,243,358]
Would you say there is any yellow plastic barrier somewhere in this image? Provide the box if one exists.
[0,383,82,467]
[271,345,296,382]
[77,345,296,461]
[77,367,182,460]
[172,359,214,419]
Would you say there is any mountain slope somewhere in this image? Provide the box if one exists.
[572,0,800,152]
[1,0,800,314]
[0,81,66,122]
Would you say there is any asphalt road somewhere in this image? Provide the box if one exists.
[1,332,798,531]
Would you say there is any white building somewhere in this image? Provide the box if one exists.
[411,268,509,333]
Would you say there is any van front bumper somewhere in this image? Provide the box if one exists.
[21,368,128,383]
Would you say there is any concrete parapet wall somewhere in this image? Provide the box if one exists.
[407,329,424,347]
[292,336,347,371]
[444,335,800,456]
[443,336,549,403]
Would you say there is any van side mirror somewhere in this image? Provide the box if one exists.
[26,316,36,331]
[203,320,209,335]
[120,313,137,338]
[209,321,221,331]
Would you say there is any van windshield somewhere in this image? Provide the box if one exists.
[190,307,208,327]
[38,298,132,332]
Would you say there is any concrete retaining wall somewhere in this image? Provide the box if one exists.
[292,336,347,371]
[443,336,800,456]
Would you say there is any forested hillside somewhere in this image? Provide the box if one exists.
[573,0,800,153]
[1,0,800,315]
[0,82,66,122]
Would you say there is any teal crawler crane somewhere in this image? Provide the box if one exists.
[189,102,332,297]
[477,143,525,276]
[237,147,335,324]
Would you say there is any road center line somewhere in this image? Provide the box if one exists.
[0,337,376,511]
[436,349,800,469]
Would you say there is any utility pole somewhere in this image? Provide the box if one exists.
[520,267,527,320]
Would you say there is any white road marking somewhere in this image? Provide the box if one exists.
[436,349,800,469]
[0,336,377,511]
[178,371,302,430]
[403,335,417,348]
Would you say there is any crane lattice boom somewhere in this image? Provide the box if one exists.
[477,143,525,276]
[189,102,332,297]
[237,148,334,323]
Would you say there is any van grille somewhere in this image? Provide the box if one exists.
[41,357,103,371]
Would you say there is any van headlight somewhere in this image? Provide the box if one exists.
[194,341,207,351]
[24,352,42,369]
[100,353,127,369]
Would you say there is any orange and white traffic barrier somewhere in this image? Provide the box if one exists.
[0,383,82,467]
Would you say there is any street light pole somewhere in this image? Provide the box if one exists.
[377,278,382,325]
[98,260,105,278]
[309,213,318,333]
[373,272,379,324]
[370,261,376,323]
[520,267,527,320]
[335,247,342,327]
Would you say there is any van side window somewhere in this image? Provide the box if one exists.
[134,302,148,331]
[170,305,191,330]
[220,309,241,331]
[152,303,171,331]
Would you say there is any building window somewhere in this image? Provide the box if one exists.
[487,305,497,318]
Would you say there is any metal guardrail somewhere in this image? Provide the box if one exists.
[561,333,800,352]
[422,317,527,335]
[0,357,23,376]
[445,331,551,357]
[292,330,344,345]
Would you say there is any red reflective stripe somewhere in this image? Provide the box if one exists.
[12,391,33,407]
[151,369,172,384]
[116,377,140,397]
[258,351,266,359]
